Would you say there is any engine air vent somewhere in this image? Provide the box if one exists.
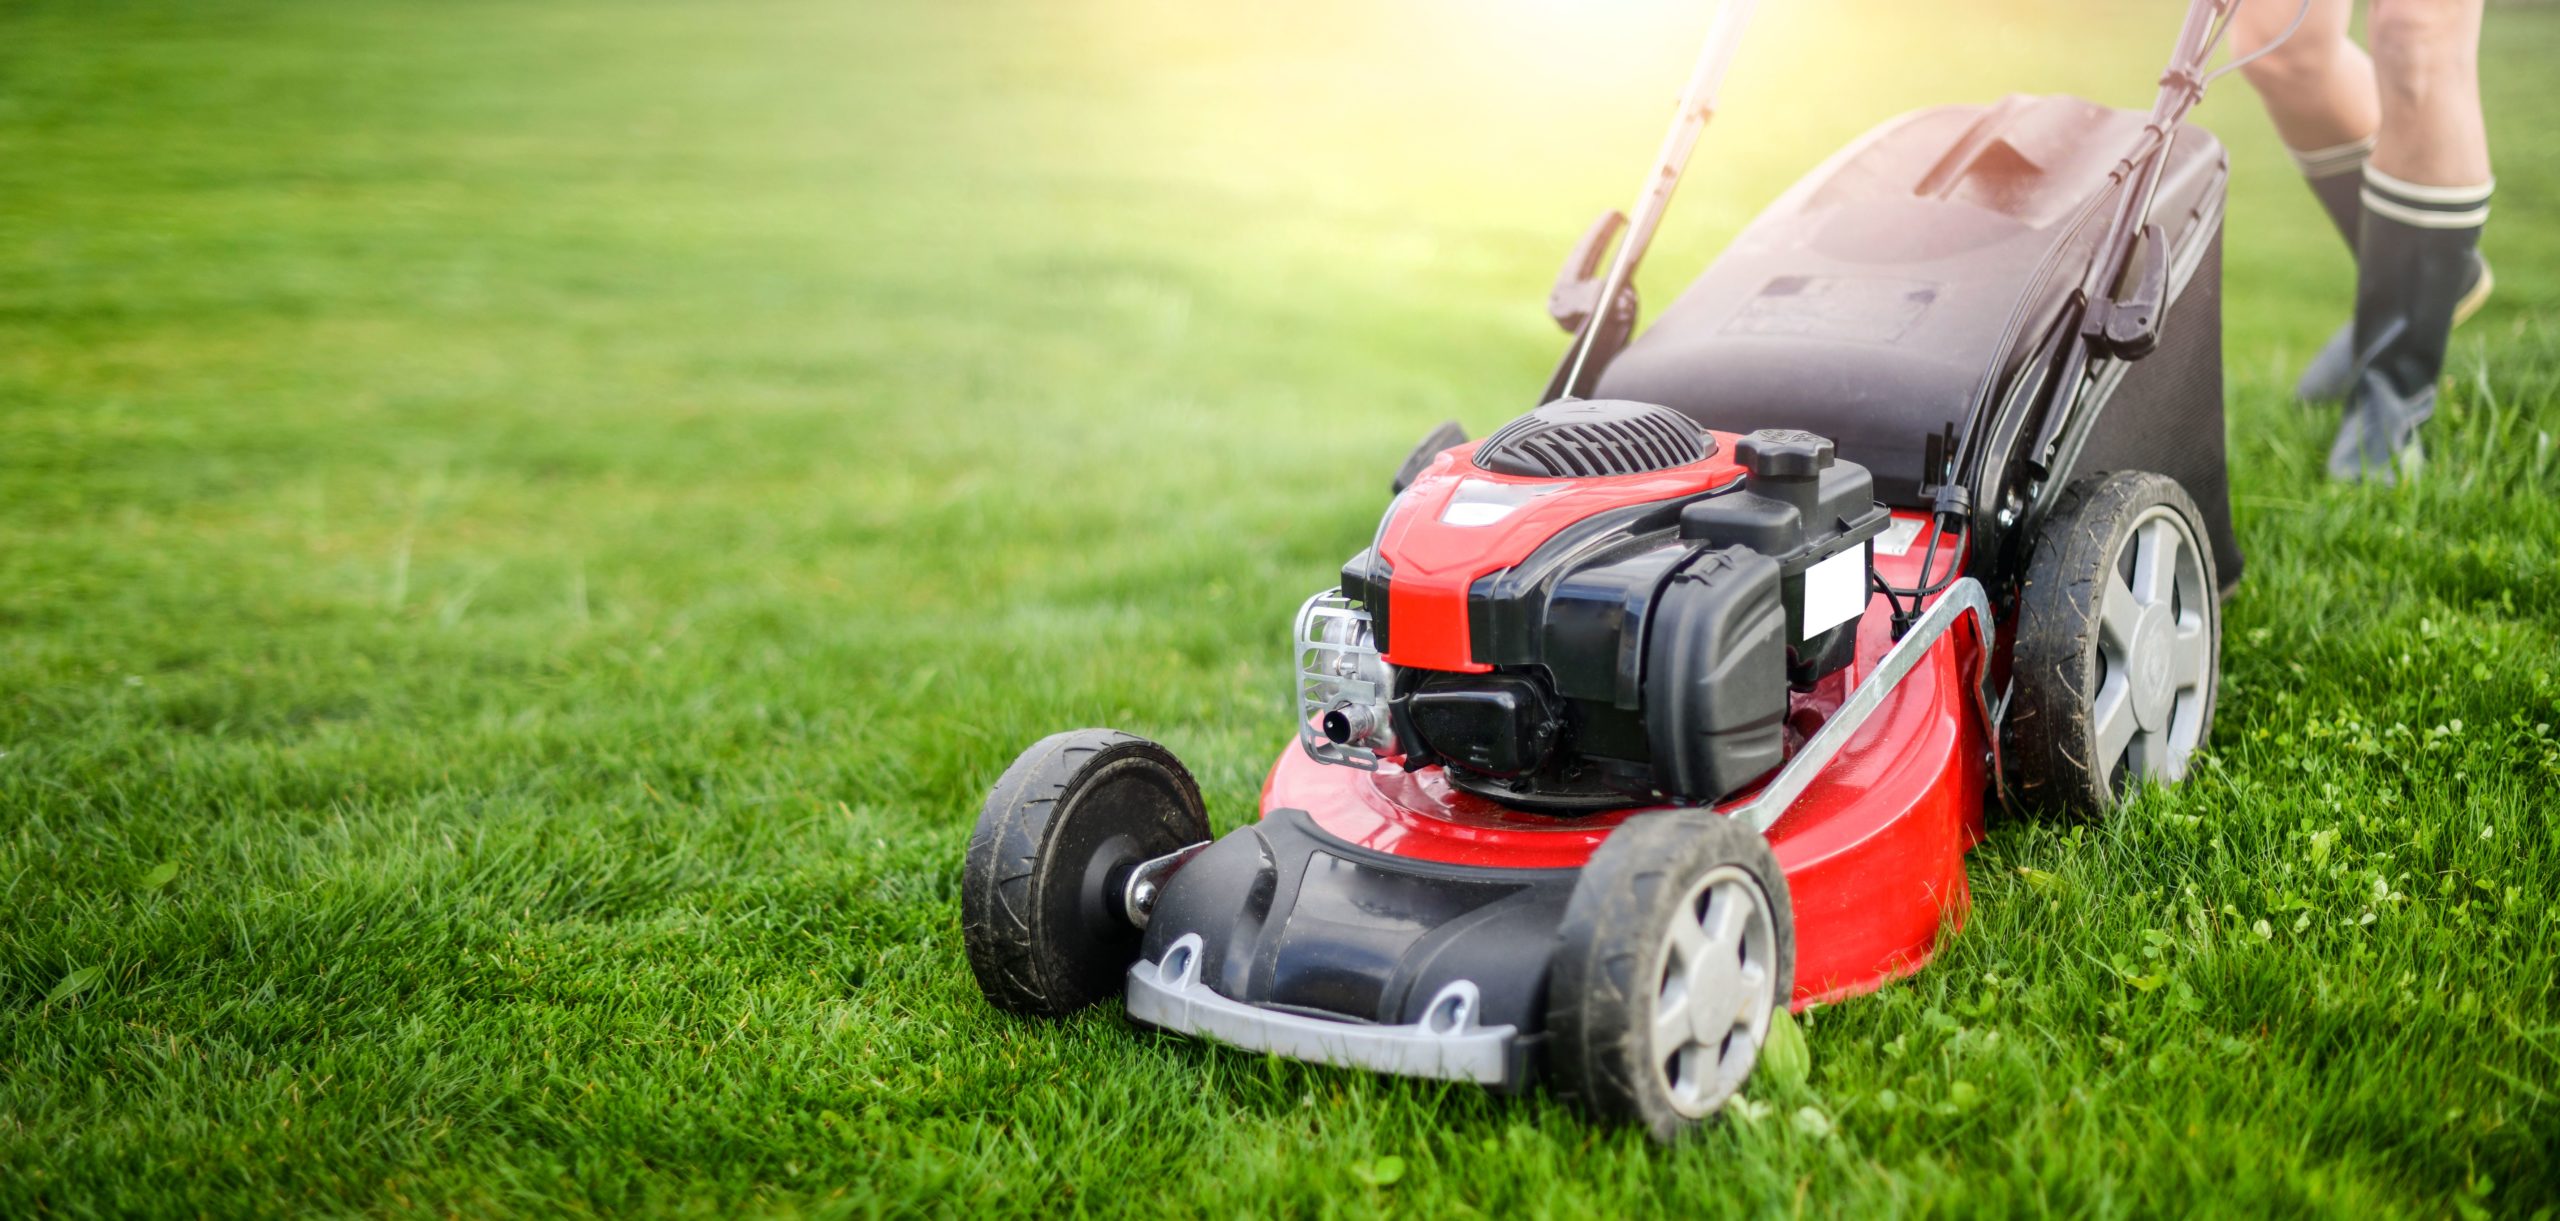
[1474,400,1713,479]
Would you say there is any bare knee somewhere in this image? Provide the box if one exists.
[2369,0,2480,52]
[2370,0,2483,105]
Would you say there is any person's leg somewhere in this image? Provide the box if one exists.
[2234,0,2376,247]
[2263,0,2495,405]
[2367,0,2492,185]
[2235,0,2382,404]
[2330,0,2493,481]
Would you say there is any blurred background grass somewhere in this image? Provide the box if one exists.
[1,0,2555,1215]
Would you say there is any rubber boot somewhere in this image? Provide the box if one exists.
[2300,260,2492,404]
[2290,135,2372,250]
[2327,167,2491,483]
[2290,137,2494,404]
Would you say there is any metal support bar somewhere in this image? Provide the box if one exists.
[1725,578,1997,833]
[1118,842,1209,930]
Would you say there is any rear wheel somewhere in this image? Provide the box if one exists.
[1548,812,1794,1143]
[2008,471,2221,815]
[961,730,1210,1017]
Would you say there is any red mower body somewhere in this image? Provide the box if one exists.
[1269,441,1993,1007]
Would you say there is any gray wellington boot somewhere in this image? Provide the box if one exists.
[2283,138,2372,406]
[2291,137,2372,249]
[2327,349,2436,484]
[2297,253,2492,404]
[2327,168,2492,484]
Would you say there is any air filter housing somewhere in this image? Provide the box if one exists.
[1474,399,1712,479]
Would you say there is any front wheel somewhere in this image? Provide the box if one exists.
[1547,812,1794,1143]
[961,729,1210,1017]
[2007,470,2222,815]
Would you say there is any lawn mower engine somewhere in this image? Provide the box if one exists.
[1305,402,1887,812]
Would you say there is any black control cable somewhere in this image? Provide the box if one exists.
[1873,515,1967,639]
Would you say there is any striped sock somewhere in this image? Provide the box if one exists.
[2288,134,2375,179]
[2360,166,2493,231]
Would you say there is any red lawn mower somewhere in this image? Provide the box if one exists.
[965,0,2267,1139]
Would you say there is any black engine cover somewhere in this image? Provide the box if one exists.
[1348,430,1882,811]
[1406,673,1561,779]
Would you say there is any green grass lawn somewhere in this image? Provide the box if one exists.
[3,0,2556,1214]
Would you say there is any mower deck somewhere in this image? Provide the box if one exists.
[1125,513,1994,1083]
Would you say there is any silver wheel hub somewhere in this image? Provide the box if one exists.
[1648,866,1777,1119]
[2093,508,2213,790]
[2129,603,2175,731]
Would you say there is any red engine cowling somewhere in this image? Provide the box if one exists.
[1378,428,1748,674]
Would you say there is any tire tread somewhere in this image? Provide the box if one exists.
[960,730,1207,1016]
[1547,813,1794,1143]
[2006,470,2220,817]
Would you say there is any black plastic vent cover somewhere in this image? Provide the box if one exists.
[1474,400,1713,479]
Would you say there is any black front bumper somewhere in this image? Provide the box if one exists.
[1129,807,1579,1089]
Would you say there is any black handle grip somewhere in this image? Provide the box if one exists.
[1546,209,1627,334]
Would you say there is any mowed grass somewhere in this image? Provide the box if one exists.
[2,0,2556,1214]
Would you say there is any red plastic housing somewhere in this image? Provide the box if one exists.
[1261,510,1992,1009]
[1375,437,1747,673]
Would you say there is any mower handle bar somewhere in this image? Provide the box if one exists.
[1552,0,1759,402]
[1948,0,2308,555]
[2009,0,2315,537]
[1539,0,2306,582]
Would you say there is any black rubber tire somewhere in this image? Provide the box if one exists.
[1547,812,1794,1143]
[961,729,1210,1017]
[1390,420,1468,494]
[2007,470,2221,818]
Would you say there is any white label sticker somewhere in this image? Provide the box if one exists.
[1436,479,1556,527]
[1800,548,1868,639]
